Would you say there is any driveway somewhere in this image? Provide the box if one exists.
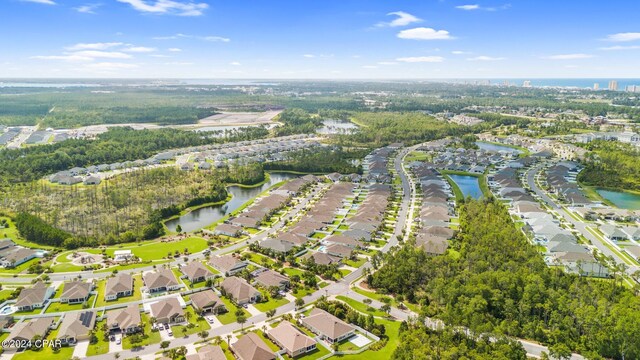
[72,339,90,358]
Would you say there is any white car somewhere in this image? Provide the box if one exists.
[116,337,122,345]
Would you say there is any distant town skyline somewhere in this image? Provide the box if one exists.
[2,0,640,78]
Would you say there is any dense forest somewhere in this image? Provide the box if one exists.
[0,126,268,183]
[369,199,640,359]
[4,167,228,247]
[393,323,527,360]
[264,147,364,174]
[14,212,72,248]
[577,140,640,191]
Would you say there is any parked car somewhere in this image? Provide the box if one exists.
[116,337,121,345]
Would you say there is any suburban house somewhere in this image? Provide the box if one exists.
[231,332,276,360]
[190,289,227,314]
[0,315,14,329]
[143,269,181,293]
[309,252,341,266]
[58,310,96,345]
[107,304,142,334]
[186,345,227,360]
[267,322,317,357]
[105,273,134,301]
[600,224,629,242]
[180,262,216,284]
[254,270,290,290]
[213,223,244,238]
[60,281,93,304]
[150,297,185,324]
[14,281,55,311]
[325,243,353,258]
[301,308,355,343]
[0,247,38,268]
[208,255,248,276]
[5,317,54,349]
[220,276,261,305]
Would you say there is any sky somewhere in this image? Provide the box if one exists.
[1,0,640,79]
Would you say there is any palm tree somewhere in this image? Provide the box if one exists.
[226,334,232,346]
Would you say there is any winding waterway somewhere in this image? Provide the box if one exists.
[165,172,298,232]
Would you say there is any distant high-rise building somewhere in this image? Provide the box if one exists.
[502,80,510,86]
[593,83,599,90]
[523,80,532,88]
[608,80,618,91]
[626,85,640,93]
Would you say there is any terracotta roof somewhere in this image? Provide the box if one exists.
[231,332,275,360]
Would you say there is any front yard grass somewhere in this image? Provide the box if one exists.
[122,313,161,349]
[171,307,211,337]
[45,295,95,313]
[253,295,289,312]
[86,320,109,356]
[216,296,250,325]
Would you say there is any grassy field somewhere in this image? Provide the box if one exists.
[336,296,388,317]
[171,307,211,337]
[45,295,96,313]
[103,237,208,261]
[93,259,171,273]
[216,296,250,325]
[95,274,143,307]
[123,313,161,349]
[345,318,401,360]
[86,320,110,356]
[253,295,290,312]
[12,328,74,360]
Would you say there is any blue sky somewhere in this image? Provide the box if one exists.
[2,0,640,78]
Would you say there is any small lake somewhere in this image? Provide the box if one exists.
[449,174,483,199]
[165,172,299,232]
[596,188,640,210]
[317,119,358,134]
[476,141,522,154]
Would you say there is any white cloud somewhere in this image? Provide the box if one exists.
[396,56,445,63]
[377,11,422,27]
[66,42,123,51]
[303,54,315,58]
[599,45,640,51]
[84,62,138,70]
[75,4,100,13]
[123,46,156,53]
[168,48,182,52]
[543,53,593,60]
[397,27,453,40]
[456,4,511,11]
[452,50,471,55]
[605,32,640,42]
[467,56,505,61]
[153,34,230,42]
[31,55,93,62]
[201,36,230,42]
[230,61,241,66]
[73,50,133,59]
[117,0,208,16]
[456,4,479,10]
[362,65,378,69]
[20,0,56,4]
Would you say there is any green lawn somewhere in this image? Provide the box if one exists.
[86,320,110,356]
[282,267,305,278]
[251,331,281,352]
[344,257,367,268]
[103,237,208,261]
[216,296,250,325]
[345,318,401,360]
[12,328,74,360]
[45,295,95,313]
[336,296,388,317]
[0,258,41,274]
[171,307,211,337]
[123,313,162,349]
[51,262,85,272]
[246,252,277,267]
[284,344,330,360]
[95,274,143,307]
[93,259,171,273]
[253,296,290,312]
[292,286,316,299]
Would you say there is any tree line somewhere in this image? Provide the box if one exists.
[369,198,640,359]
